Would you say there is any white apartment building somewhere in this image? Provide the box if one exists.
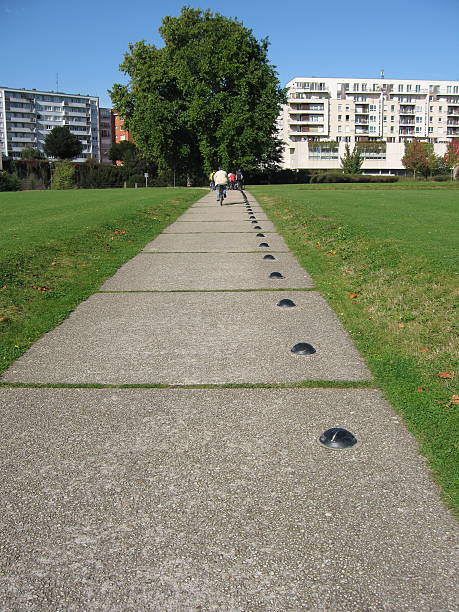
[279,76,459,174]
[0,87,101,162]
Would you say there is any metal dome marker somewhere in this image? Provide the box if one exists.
[319,428,358,450]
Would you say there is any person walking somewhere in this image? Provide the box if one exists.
[236,169,244,191]
[209,170,215,191]
[228,171,236,190]
[213,167,228,204]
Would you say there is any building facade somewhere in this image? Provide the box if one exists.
[99,107,114,164]
[113,111,133,144]
[0,87,101,161]
[279,77,459,173]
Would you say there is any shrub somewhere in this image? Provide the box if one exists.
[0,171,21,191]
[51,160,75,190]
[310,173,398,184]
[431,175,450,182]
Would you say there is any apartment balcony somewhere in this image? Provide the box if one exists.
[447,119,459,126]
[289,127,324,134]
[10,136,35,143]
[399,106,415,114]
[399,128,415,135]
[8,126,34,133]
[447,109,459,116]
[355,117,369,124]
[11,115,34,123]
[355,127,369,134]
[7,106,35,114]
[5,95,32,104]
[447,127,459,135]
[355,106,369,114]
[399,119,415,125]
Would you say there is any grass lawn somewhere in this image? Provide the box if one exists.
[249,183,458,514]
[0,187,203,374]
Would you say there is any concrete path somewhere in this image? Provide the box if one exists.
[1,188,458,611]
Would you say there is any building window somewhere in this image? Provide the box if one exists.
[415,85,420,92]
[407,85,412,92]
[447,86,452,93]
[369,104,376,111]
[361,83,367,91]
[398,84,404,92]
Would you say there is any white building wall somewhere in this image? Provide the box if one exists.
[280,76,459,173]
[0,87,101,162]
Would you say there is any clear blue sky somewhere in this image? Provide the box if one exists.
[1,0,458,108]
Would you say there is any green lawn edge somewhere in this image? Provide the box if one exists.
[249,184,459,516]
[0,188,203,374]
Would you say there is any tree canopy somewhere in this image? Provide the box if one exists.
[44,126,83,160]
[110,7,286,176]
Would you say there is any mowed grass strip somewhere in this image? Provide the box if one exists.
[250,183,459,514]
[0,187,203,373]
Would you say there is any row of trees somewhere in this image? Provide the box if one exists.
[402,140,459,179]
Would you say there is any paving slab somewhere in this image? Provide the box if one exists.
[1,387,457,611]
[2,292,370,384]
[178,210,269,221]
[143,232,289,252]
[100,252,312,291]
[164,220,277,233]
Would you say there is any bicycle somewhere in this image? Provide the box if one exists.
[216,183,226,205]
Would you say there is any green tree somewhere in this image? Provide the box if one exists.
[401,141,432,179]
[340,144,363,174]
[110,7,286,177]
[108,140,138,164]
[443,140,459,178]
[44,126,83,160]
[51,160,75,189]
[20,147,44,160]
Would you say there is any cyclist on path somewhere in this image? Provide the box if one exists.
[213,167,228,204]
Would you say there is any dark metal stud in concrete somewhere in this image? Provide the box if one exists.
[277,298,296,308]
[253,226,262,229]
[269,272,284,279]
[259,243,270,247]
[319,428,358,450]
[256,233,265,237]
[251,221,258,224]
[263,254,276,260]
[249,215,256,219]
[291,342,316,355]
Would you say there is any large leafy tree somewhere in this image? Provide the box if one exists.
[44,126,83,160]
[110,7,286,176]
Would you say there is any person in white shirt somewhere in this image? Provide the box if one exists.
[213,167,228,203]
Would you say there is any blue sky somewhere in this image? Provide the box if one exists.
[1,0,458,108]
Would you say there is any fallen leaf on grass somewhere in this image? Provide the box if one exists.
[348,293,358,299]
[449,395,459,405]
[398,323,405,329]
[438,372,455,379]
[326,250,337,255]
[417,387,429,392]
[419,347,429,353]
[114,230,126,235]
[32,286,52,292]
